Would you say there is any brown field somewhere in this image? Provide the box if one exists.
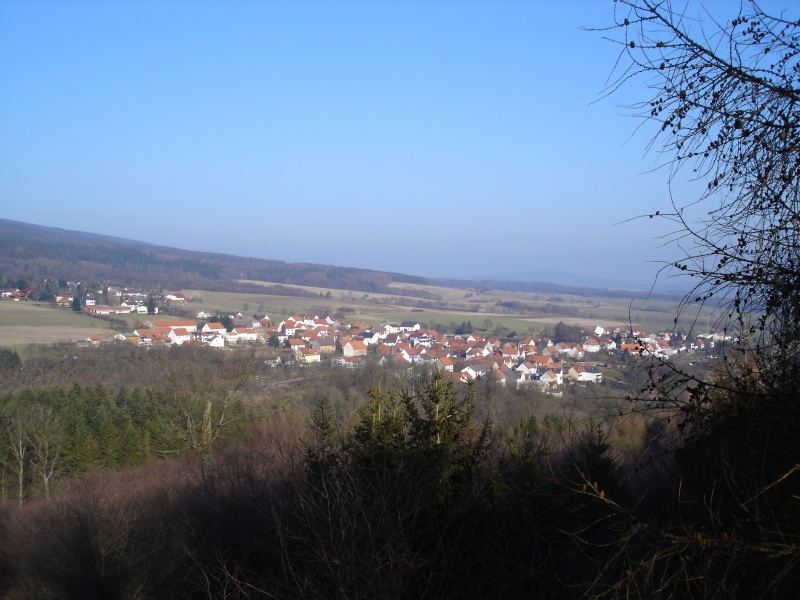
[186,282,702,334]
[0,301,117,347]
[0,326,116,346]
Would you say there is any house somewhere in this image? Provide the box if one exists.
[282,320,299,336]
[567,365,603,384]
[493,367,523,388]
[382,333,400,347]
[539,369,563,386]
[296,347,321,363]
[206,335,225,348]
[168,328,194,345]
[120,332,140,344]
[515,362,538,376]
[460,366,479,382]
[583,338,600,353]
[359,331,382,345]
[492,369,511,387]
[602,338,617,351]
[342,340,368,357]
[393,351,413,366]
[83,305,133,315]
[311,338,337,354]
[567,344,585,360]
[529,355,553,368]
[399,321,421,333]
[381,322,401,335]
[338,356,366,369]
[288,339,307,351]
[136,330,171,346]
[233,316,261,329]
[500,345,520,360]
[436,356,454,372]
[202,322,226,335]
[164,293,187,302]
[156,320,198,333]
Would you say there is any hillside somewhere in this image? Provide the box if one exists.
[0,219,428,294]
[1,219,684,304]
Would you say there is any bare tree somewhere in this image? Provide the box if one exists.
[5,415,27,506]
[1,405,65,504]
[594,0,800,455]
[163,347,256,494]
[589,2,800,596]
[599,0,800,343]
[25,404,64,499]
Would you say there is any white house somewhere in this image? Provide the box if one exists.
[205,335,225,348]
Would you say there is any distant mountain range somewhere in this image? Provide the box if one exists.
[0,219,685,300]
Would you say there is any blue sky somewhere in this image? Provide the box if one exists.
[2,1,711,286]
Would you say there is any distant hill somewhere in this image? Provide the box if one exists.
[0,219,428,294]
[0,219,685,302]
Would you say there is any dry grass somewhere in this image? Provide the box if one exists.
[0,326,116,346]
[0,302,117,346]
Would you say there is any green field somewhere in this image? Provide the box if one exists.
[0,301,110,328]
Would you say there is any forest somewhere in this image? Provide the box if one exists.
[0,325,795,599]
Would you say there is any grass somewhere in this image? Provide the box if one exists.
[0,301,119,348]
[0,301,111,328]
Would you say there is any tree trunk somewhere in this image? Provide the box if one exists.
[201,397,214,494]
[201,452,215,496]
[42,472,51,499]
[17,459,24,506]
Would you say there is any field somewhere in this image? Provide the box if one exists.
[183,279,712,335]
[1,278,715,348]
[0,301,117,347]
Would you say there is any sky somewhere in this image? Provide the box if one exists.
[1,0,722,288]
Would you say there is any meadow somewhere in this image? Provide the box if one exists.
[0,277,713,348]
[0,301,116,347]
[184,279,710,335]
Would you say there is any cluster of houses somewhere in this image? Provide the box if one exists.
[117,312,721,392]
[1,284,172,311]
[74,287,182,314]
[8,281,729,392]
[0,288,31,300]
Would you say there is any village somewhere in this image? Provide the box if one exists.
[112,306,726,393]
[1,283,730,393]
